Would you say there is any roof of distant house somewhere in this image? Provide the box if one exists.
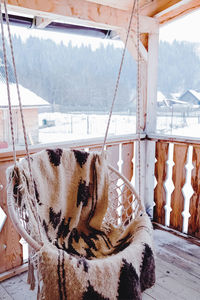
[187,89,200,101]
[0,81,50,108]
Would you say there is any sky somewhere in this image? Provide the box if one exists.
[159,8,200,43]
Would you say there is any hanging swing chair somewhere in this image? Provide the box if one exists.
[1,0,155,299]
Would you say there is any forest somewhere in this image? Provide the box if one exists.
[1,33,200,112]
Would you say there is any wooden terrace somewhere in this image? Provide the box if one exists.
[0,0,200,299]
[0,227,199,299]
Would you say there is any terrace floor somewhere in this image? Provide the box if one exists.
[0,228,199,300]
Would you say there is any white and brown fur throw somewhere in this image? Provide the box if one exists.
[8,148,155,300]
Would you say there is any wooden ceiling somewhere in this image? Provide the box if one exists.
[87,0,200,24]
[5,0,200,29]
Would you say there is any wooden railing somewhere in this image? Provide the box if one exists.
[151,134,200,239]
[0,134,139,274]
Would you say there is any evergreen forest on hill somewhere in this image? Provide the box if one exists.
[1,34,200,112]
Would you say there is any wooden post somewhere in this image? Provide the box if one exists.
[119,18,159,217]
[144,30,159,217]
[117,29,148,62]
[133,26,159,217]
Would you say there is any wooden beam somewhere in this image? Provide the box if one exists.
[155,0,191,17]
[86,0,133,11]
[117,29,148,62]
[6,0,158,33]
[33,16,52,29]
[87,0,182,14]
[5,0,200,28]
[148,133,200,146]
[139,0,200,24]
[140,33,148,51]
[85,0,158,12]
[140,0,182,17]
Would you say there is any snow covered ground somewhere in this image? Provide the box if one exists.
[38,112,136,143]
[38,112,200,144]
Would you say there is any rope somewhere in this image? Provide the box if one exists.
[101,0,137,154]
[3,1,32,170]
[0,2,16,164]
[2,0,42,241]
[136,0,141,200]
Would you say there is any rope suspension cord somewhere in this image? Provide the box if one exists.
[1,0,42,241]
[101,0,137,154]
[3,0,31,172]
[101,0,142,202]
[136,0,141,200]
[0,2,16,164]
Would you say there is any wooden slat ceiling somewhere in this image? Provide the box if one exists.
[6,0,200,27]
[87,0,200,24]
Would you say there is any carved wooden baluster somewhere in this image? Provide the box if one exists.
[121,142,134,224]
[170,144,188,232]
[188,145,200,238]
[182,145,194,234]
[154,141,169,225]
[0,160,23,273]
[164,143,174,227]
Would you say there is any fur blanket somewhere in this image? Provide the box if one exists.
[8,148,155,300]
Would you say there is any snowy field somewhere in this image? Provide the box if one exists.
[38,112,136,143]
[38,112,200,144]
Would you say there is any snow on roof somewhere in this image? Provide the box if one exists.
[0,82,50,107]
[188,89,200,101]
[157,91,166,102]
[170,92,181,100]
[168,98,190,105]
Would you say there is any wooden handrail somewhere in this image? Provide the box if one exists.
[147,133,200,145]
[0,133,146,161]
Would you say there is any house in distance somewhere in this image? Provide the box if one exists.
[179,89,200,105]
[0,74,50,149]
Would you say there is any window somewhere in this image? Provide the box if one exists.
[157,9,200,137]
[0,19,137,150]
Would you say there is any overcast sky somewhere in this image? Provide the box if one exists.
[160,8,200,43]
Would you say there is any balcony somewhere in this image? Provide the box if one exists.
[1,0,200,298]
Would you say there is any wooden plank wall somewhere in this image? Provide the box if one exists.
[154,140,200,238]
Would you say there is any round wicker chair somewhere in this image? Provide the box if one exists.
[7,164,145,252]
